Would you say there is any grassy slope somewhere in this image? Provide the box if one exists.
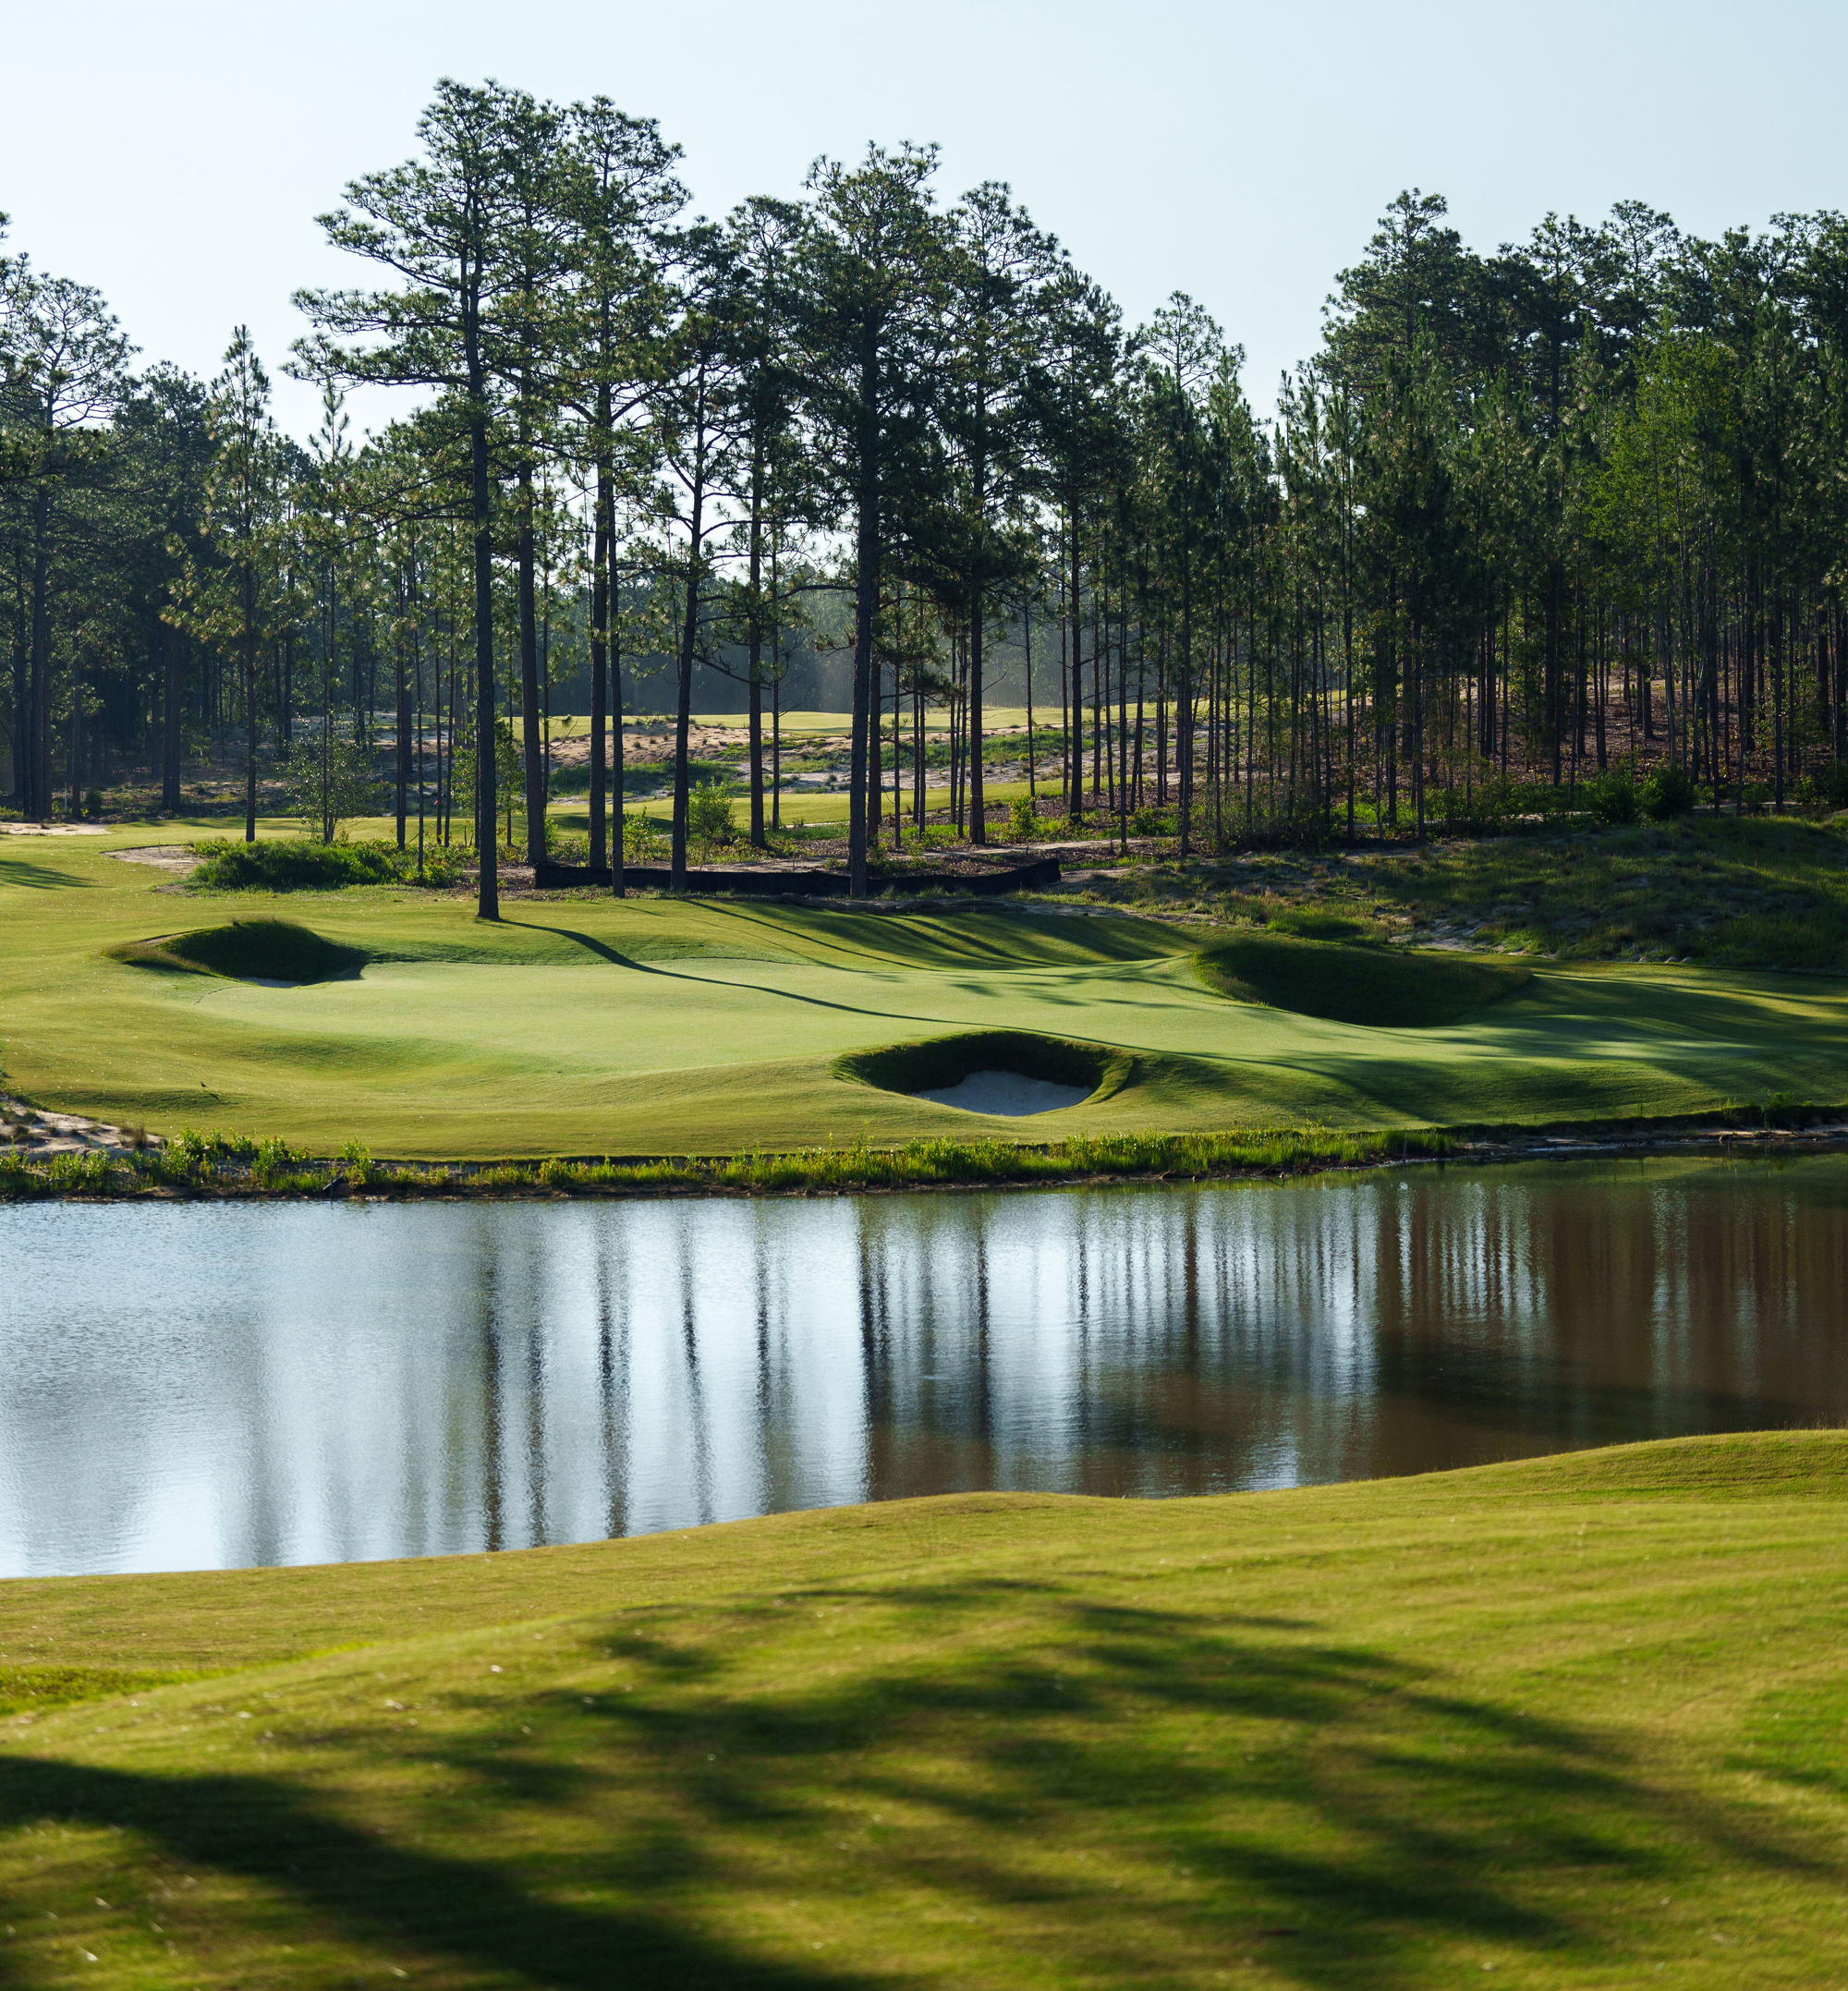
[1093,815,1848,972]
[0,1432,1842,1986]
[5,825,1848,1154]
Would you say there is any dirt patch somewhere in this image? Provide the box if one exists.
[0,1095,159,1159]
[107,846,202,874]
[2,821,106,836]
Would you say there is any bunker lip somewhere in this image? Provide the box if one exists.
[836,1028,1130,1116]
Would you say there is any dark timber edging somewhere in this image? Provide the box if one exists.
[529,856,1063,896]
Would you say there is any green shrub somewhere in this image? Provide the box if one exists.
[1585,769,1638,824]
[1640,763,1696,820]
[338,1138,372,1188]
[1130,806,1173,837]
[1006,795,1040,841]
[252,1135,302,1185]
[1792,763,1848,813]
[45,1151,111,1192]
[688,782,736,856]
[190,838,403,891]
[280,733,383,843]
[622,809,663,863]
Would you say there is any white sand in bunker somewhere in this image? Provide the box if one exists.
[912,1070,1091,1117]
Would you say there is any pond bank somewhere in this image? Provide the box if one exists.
[1,1091,1842,1200]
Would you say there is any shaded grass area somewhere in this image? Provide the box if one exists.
[109,917,368,986]
[1196,931,1533,1027]
[1102,814,1848,972]
[1366,814,1848,968]
[0,1433,1846,1986]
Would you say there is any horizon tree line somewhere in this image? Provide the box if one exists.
[6,87,1848,915]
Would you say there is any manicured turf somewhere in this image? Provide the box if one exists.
[1196,931,1533,1027]
[0,1431,1842,1985]
[3,822,1847,1155]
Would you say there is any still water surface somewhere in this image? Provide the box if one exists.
[3,1157,1844,1576]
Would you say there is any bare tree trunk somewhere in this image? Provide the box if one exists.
[470,396,499,921]
[29,485,53,820]
[590,453,609,876]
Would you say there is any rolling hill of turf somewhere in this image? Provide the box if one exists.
[0,1431,1842,1986]
[109,917,368,985]
[3,822,1848,1155]
[1196,929,1533,1026]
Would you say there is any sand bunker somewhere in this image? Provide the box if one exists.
[106,845,202,873]
[913,1070,1091,1116]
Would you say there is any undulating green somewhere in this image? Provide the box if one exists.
[3,823,1847,1157]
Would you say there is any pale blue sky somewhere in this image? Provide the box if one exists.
[5,0,1842,438]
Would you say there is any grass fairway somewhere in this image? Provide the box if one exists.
[0,1432,1841,1985]
[4,825,1848,1153]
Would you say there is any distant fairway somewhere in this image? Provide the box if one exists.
[3,822,1846,1155]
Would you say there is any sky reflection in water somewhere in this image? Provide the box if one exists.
[2,1156,1844,1575]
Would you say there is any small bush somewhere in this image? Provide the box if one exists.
[1797,759,1848,810]
[281,733,384,843]
[1640,763,1696,820]
[1130,806,1173,837]
[252,1135,302,1184]
[190,839,402,892]
[45,1151,111,1192]
[623,809,663,864]
[688,782,736,856]
[1585,769,1638,824]
[1006,795,1040,842]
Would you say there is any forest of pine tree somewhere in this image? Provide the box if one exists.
[7,82,1848,915]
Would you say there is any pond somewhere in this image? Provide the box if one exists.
[3,1156,1844,1576]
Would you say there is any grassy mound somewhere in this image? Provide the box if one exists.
[189,838,416,891]
[0,1432,1844,1986]
[110,917,368,986]
[1266,904,1387,942]
[837,1027,1128,1104]
[1197,929,1532,1027]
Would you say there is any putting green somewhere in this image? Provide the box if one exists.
[3,824,1844,1155]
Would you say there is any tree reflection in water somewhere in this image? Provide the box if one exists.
[0,1155,1842,1575]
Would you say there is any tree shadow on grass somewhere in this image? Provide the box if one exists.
[0,1754,869,1991]
[0,1580,1835,1987]
[522,1581,1838,1987]
[0,856,90,892]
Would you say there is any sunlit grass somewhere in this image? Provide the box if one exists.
[0,1431,1844,1985]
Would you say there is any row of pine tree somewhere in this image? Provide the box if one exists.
[6,84,1848,911]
